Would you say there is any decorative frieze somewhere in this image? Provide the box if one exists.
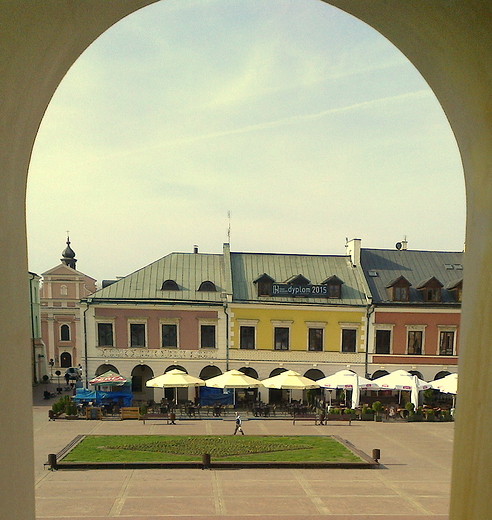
[98,347,219,360]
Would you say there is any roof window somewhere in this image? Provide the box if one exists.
[198,281,216,292]
[161,279,179,291]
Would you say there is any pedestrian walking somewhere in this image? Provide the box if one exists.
[234,411,244,435]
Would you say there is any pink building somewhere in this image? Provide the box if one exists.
[40,239,96,374]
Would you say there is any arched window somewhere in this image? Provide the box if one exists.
[60,285,68,296]
[60,324,70,341]
[198,281,216,292]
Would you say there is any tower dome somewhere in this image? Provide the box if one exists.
[61,237,77,269]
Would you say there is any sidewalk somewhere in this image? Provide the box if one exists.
[33,388,452,519]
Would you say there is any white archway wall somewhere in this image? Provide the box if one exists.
[1,1,491,518]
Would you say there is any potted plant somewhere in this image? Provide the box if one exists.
[139,404,148,420]
[64,399,78,419]
[326,407,342,420]
[344,408,357,421]
[360,404,375,421]
[440,409,453,422]
[425,408,436,422]
[371,401,383,422]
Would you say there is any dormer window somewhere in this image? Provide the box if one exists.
[446,279,463,302]
[416,277,443,302]
[322,275,344,299]
[386,276,411,302]
[198,281,216,292]
[161,279,179,291]
[254,273,274,297]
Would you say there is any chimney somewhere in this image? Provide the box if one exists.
[402,236,408,250]
[193,245,199,254]
[346,238,361,267]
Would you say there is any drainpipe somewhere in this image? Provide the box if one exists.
[223,300,229,371]
[83,299,91,389]
[365,304,375,379]
[222,294,229,372]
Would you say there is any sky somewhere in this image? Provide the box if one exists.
[26,0,466,284]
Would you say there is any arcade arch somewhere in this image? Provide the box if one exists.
[1,3,492,519]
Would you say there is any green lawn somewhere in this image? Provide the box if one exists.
[62,435,361,463]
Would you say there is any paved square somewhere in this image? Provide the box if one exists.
[34,392,453,519]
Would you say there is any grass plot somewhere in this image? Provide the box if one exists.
[62,435,361,463]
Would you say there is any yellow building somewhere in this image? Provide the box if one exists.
[224,245,370,398]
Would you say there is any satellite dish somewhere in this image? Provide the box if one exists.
[396,242,402,250]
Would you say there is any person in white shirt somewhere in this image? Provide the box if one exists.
[234,411,244,435]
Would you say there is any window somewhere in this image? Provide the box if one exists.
[60,285,68,296]
[254,273,274,297]
[308,328,323,351]
[375,329,391,354]
[97,323,113,347]
[439,331,455,355]
[341,329,357,353]
[386,276,411,302]
[200,324,216,348]
[417,277,443,302]
[322,276,343,298]
[394,286,409,301]
[161,279,179,291]
[407,330,423,355]
[274,327,289,350]
[198,281,216,292]
[161,324,177,348]
[60,324,70,341]
[240,326,255,350]
[130,323,146,348]
[327,284,341,298]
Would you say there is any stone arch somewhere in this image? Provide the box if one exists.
[372,369,389,380]
[1,3,492,518]
[131,364,154,400]
[95,364,119,376]
[165,364,187,374]
[408,370,425,380]
[303,368,325,380]
[434,370,452,380]
[199,365,222,380]
[238,367,259,379]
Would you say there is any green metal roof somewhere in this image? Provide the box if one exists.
[230,252,369,306]
[88,252,226,303]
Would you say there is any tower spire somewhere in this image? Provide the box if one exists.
[61,234,77,269]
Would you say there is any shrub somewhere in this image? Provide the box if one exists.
[372,401,383,413]
[361,404,374,415]
[405,402,415,414]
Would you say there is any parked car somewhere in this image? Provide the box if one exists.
[65,367,81,380]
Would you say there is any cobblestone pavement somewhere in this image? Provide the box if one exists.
[33,388,452,519]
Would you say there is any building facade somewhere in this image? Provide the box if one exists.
[350,238,462,381]
[83,249,229,402]
[40,239,96,377]
[28,271,46,383]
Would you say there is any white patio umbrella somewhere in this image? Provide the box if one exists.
[374,369,430,409]
[430,373,458,395]
[317,370,380,408]
[205,369,263,405]
[146,369,205,404]
[261,370,320,390]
